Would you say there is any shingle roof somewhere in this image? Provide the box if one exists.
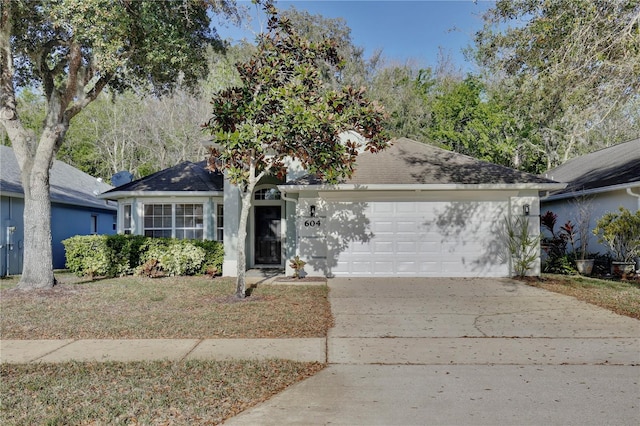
[102,160,224,195]
[286,137,558,186]
[542,138,640,196]
[0,145,116,210]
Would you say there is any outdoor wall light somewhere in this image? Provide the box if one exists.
[310,205,316,217]
[523,204,530,216]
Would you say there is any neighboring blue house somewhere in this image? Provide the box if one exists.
[0,145,117,275]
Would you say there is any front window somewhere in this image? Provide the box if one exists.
[123,205,132,234]
[216,204,224,241]
[142,203,204,240]
[175,203,204,240]
[144,204,172,238]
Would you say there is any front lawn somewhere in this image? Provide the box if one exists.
[525,274,640,320]
[0,274,333,339]
[0,274,332,425]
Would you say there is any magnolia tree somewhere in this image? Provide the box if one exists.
[0,0,239,289]
[205,2,387,298]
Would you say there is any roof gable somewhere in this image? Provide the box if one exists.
[543,138,640,195]
[0,146,115,210]
[102,160,224,195]
[287,137,557,186]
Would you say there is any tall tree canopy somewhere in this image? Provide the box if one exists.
[475,0,640,169]
[205,2,387,298]
[0,0,240,289]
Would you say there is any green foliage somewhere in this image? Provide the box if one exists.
[504,215,540,277]
[193,239,225,275]
[475,0,640,168]
[204,2,388,188]
[593,207,640,262]
[104,234,147,276]
[540,210,581,274]
[62,236,110,278]
[63,235,222,278]
[139,239,206,277]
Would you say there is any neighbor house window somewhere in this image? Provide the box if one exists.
[123,204,132,234]
[175,203,204,240]
[143,204,172,238]
[216,204,224,241]
[91,215,98,234]
[142,203,204,240]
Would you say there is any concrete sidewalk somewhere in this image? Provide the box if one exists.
[0,338,326,364]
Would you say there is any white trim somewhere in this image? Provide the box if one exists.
[99,190,223,199]
[280,182,566,193]
[541,182,640,202]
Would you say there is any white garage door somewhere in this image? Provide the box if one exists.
[329,200,509,277]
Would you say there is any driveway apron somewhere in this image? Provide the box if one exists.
[227,277,640,425]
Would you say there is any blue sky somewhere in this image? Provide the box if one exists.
[215,0,495,71]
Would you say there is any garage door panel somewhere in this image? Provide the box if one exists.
[373,221,394,232]
[396,241,418,253]
[373,241,394,253]
[329,200,509,277]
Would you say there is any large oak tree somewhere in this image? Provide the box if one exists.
[475,0,640,168]
[205,2,387,298]
[0,0,239,289]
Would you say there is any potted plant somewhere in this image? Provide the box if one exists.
[289,256,307,279]
[593,207,640,277]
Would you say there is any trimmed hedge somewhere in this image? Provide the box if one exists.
[62,235,223,278]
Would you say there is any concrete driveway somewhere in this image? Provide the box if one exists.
[227,278,640,425]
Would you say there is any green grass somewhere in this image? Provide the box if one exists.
[529,274,640,319]
[1,274,333,339]
[1,359,324,425]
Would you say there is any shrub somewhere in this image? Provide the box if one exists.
[105,234,147,276]
[64,235,223,278]
[593,207,640,263]
[62,235,110,277]
[192,240,224,275]
[504,215,539,277]
[138,238,206,276]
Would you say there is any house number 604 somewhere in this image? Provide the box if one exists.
[304,220,321,227]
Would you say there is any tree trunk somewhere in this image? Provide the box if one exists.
[234,160,263,298]
[10,127,64,290]
[17,165,56,289]
[235,190,252,298]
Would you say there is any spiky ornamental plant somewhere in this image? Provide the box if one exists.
[204,1,387,298]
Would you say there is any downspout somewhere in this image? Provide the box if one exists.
[626,187,640,211]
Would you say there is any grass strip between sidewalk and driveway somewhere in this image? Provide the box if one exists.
[1,359,324,425]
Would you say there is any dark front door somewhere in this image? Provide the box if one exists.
[254,206,282,265]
